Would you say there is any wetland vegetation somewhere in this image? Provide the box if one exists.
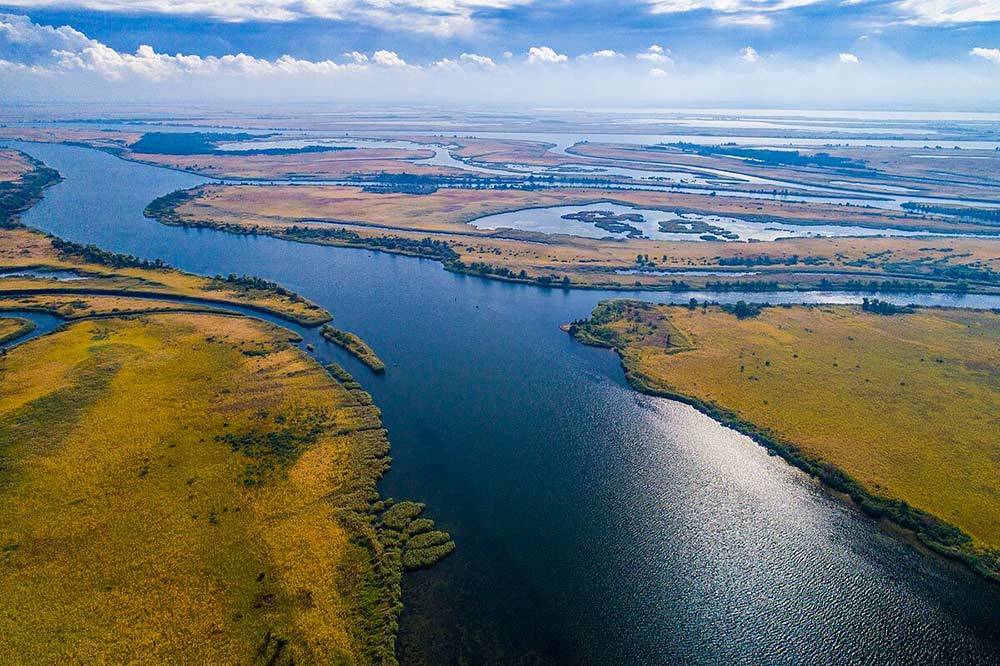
[143,183,1000,294]
[320,325,387,374]
[568,300,1000,581]
[0,151,451,664]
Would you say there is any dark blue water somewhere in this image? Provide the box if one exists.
[0,311,64,350]
[9,141,1000,665]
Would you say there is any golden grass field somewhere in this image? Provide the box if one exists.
[0,315,34,344]
[0,312,394,664]
[160,184,1000,291]
[571,302,1000,562]
[0,225,331,325]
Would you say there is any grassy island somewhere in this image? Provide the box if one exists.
[144,183,1000,293]
[568,300,1000,580]
[321,325,387,374]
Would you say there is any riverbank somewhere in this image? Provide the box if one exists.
[145,184,1000,294]
[0,149,62,225]
[0,150,453,665]
[0,316,35,345]
[0,311,407,662]
[567,301,1000,582]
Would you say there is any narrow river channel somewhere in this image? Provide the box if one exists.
[8,141,1000,665]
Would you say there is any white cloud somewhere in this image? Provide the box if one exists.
[371,50,408,67]
[645,0,820,16]
[644,0,1000,25]
[740,46,760,62]
[716,13,773,26]
[344,51,368,64]
[970,47,1000,64]
[0,13,368,79]
[460,52,495,66]
[586,49,622,58]
[839,52,860,64]
[894,0,1000,25]
[0,0,536,36]
[649,67,667,77]
[637,45,672,64]
[527,46,567,63]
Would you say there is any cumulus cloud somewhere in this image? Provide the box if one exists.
[585,49,622,58]
[527,46,567,63]
[371,50,408,67]
[0,0,536,36]
[637,44,672,64]
[0,13,368,79]
[970,47,1000,64]
[2,13,999,109]
[460,52,496,66]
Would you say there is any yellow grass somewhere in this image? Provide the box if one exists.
[131,148,449,180]
[0,149,36,183]
[0,312,387,664]
[165,184,1000,290]
[0,226,331,325]
[575,302,1000,551]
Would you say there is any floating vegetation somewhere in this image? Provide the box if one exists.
[377,500,456,571]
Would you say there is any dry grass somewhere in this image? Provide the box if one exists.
[130,148,453,180]
[0,150,36,183]
[576,302,1000,550]
[0,226,330,325]
[568,142,1000,202]
[0,312,387,664]
[0,315,34,344]
[165,184,1000,290]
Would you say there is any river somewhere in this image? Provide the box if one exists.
[7,141,1000,665]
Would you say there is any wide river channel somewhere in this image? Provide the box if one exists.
[9,141,1000,665]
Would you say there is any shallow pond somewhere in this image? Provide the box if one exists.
[469,200,994,242]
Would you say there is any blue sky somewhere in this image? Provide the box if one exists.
[1,1,998,107]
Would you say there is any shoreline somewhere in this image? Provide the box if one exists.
[565,313,1000,586]
[144,187,1000,296]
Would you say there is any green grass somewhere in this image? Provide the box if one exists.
[321,325,387,374]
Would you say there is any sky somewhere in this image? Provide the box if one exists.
[1,0,999,108]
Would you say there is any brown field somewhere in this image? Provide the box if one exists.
[570,301,1000,576]
[130,148,459,180]
[0,149,36,182]
[159,184,1000,291]
[568,142,1000,202]
[0,311,393,663]
[0,127,143,152]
